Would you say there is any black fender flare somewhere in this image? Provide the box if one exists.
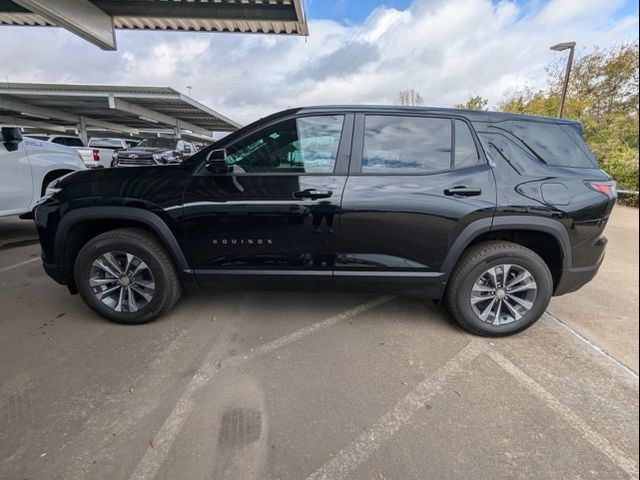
[54,206,189,270]
[440,216,572,280]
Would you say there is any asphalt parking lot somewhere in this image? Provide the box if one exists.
[1,207,638,480]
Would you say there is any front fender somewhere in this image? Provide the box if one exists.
[54,206,189,271]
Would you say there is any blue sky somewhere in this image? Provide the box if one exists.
[306,0,638,23]
[305,0,412,23]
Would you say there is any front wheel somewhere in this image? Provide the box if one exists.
[74,228,181,324]
[445,241,553,336]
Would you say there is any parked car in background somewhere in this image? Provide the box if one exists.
[34,106,617,336]
[28,134,85,148]
[78,137,133,169]
[113,137,196,167]
[1,127,84,218]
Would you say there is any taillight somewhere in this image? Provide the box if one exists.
[585,181,617,197]
[92,149,100,162]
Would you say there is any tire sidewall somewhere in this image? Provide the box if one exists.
[454,250,553,336]
[75,235,170,324]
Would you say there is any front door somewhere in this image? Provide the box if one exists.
[183,113,353,289]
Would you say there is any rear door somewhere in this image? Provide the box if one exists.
[336,113,496,296]
[183,112,353,289]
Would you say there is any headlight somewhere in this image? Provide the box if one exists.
[152,153,162,163]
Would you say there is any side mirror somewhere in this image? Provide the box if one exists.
[205,148,228,173]
[2,127,23,152]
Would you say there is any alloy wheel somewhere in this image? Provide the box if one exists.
[89,251,155,313]
[470,264,537,326]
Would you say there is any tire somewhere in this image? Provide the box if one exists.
[445,241,553,336]
[74,228,181,324]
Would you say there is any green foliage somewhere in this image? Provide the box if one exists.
[497,41,639,203]
[455,95,489,110]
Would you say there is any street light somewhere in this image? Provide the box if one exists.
[550,41,576,118]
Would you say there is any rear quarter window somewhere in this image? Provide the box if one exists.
[493,120,597,168]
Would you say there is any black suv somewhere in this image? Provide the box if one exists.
[113,137,196,166]
[34,106,616,336]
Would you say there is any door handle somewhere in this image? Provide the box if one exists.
[293,189,333,200]
[444,186,482,197]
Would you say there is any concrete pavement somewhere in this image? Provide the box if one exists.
[0,207,638,480]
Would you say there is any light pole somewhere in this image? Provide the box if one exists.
[186,86,193,97]
[550,42,576,118]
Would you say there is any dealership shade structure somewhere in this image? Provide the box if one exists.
[0,83,242,143]
[0,0,308,50]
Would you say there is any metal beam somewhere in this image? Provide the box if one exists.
[108,96,210,136]
[13,0,116,50]
[0,95,138,134]
[92,0,298,21]
[0,115,67,133]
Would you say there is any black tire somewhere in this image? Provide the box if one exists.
[445,241,553,336]
[74,228,181,324]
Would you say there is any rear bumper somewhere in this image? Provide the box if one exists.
[554,253,604,296]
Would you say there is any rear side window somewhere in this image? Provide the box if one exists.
[454,120,480,168]
[362,116,452,173]
[495,120,597,168]
[362,116,482,173]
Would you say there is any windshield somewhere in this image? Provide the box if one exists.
[135,138,177,149]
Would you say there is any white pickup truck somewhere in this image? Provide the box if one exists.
[30,134,134,169]
[78,137,134,168]
[0,127,85,218]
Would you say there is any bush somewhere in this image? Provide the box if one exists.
[600,149,639,206]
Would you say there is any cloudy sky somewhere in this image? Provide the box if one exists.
[1,0,638,126]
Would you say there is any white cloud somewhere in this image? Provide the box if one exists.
[0,0,637,126]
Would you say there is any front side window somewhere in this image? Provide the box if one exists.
[362,115,452,173]
[226,115,344,174]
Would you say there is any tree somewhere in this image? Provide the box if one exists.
[398,89,424,106]
[455,95,488,110]
[498,41,639,199]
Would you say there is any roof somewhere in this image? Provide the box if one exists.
[293,105,581,125]
[0,0,308,50]
[0,82,241,140]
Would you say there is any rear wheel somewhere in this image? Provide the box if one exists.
[445,241,553,336]
[74,228,181,324]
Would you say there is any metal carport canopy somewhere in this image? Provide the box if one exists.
[0,82,241,141]
[0,0,308,50]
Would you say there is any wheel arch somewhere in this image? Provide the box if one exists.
[55,207,189,291]
[441,216,571,288]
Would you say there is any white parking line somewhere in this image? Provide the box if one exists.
[545,311,639,381]
[128,295,396,480]
[305,339,487,480]
[487,348,639,480]
[0,257,39,273]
